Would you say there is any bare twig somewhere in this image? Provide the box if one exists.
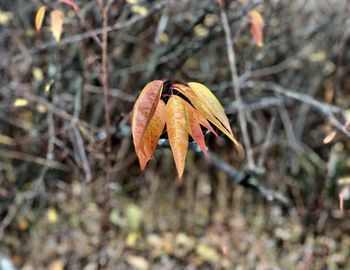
[6,1,166,66]
[156,139,291,206]
[242,80,350,138]
[220,7,255,169]
[97,0,112,218]
[0,148,69,171]
[71,79,92,183]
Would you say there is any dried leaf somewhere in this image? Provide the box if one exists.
[166,96,188,178]
[131,80,163,157]
[125,255,149,270]
[48,260,64,270]
[248,10,264,47]
[137,100,166,170]
[50,9,64,42]
[35,6,46,31]
[323,130,336,144]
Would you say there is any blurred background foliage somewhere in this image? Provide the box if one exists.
[0,0,350,269]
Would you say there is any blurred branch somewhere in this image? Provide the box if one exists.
[208,152,291,206]
[0,148,69,171]
[155,139,291,206]
[6,1,166,66]
[220,6,255,169]
[71,79,92,183]
[242,80,350,138]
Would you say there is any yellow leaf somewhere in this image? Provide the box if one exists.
[50,9,64,42]
[194,25,209,38]
[159,32,169,44]
[35,6,46,31]
[130,5,148,17]
[0,134,14,146]
[47,208,59,223]
[195,244,220,263]
[13,98,28,107]
[48,260,64,270]
[45,79,54,93]
[36,104,47,113]
[32,67,44,81]
[126,232,140,247]
[308,51,326,62]
[0,11,13,25]
[338,176,350,186]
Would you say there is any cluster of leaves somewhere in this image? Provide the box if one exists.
[35,0,79,42]
[131,80,243,178]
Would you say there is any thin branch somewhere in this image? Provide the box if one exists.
[6,1,166,66]
[0,148,69,171]
[156,139,291,206]
[71,79,92,183]
[220,7,255,169]
[242,80,350,138]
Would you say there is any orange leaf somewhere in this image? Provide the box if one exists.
[185,103,208,157]
[50,9,64,42]
[166,96,188,179]
[137,100,166,170]
[248,10,264,47]
[131,80,163,155]
[35,6,46,32]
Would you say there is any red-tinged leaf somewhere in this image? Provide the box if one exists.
[173,83,240,147]
[137,151,149,171]
[35,6,46,32]
[248,10,264,47]
[185,103,208,157]
[217,0,223,8]
[197,113,218,137]
[166,96,188,179]
[188,82,233,136]
[131,80,163,155]
[58,0,80,12]
[136,100,166,170]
